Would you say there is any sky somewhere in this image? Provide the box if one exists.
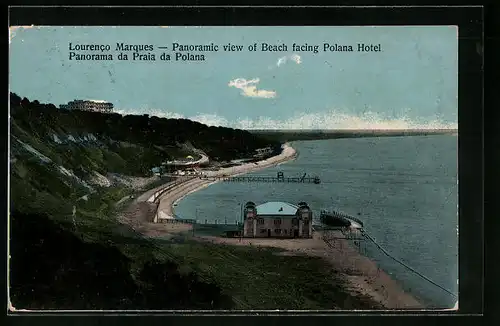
[9,26,458,129]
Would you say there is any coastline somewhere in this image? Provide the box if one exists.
[155,143,298,220]
[116,143,297,233]
[121,141,423,310]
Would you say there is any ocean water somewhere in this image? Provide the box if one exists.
[175,135,458,308]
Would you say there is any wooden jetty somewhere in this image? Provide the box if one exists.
[201,171,321,184]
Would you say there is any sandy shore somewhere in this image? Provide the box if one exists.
[117,142,423,309]
[196,230,423,310]
[117,143,297,238]
[155,143,297,220]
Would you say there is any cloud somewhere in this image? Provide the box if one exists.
[276,56,287,67]
[114,108,458,130]
[228,78,277,99]
[275,53,302,67]
[191,113,229,127]
[289,54,302,65]
[114,108,184,119]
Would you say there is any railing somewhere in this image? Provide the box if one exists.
[158,218,196,224]
[147,176,196,203]
[157,217,242,227]
[200,175,321,184]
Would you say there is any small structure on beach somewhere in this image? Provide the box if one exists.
[242,201,313,238]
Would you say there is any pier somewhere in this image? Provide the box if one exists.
[201,172,321,184]
[320,210,364,228]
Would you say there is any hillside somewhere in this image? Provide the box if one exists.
[10,93,280,172]
[251,129,458,142]
[9,92,282,225]
[8,93,279,310]
[9,94,380,310]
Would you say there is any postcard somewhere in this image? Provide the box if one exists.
[8,25,458,312]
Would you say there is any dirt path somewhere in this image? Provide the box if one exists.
[115,191,194,239]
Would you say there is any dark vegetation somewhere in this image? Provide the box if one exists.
[10,212,233,310]
[167,241,382,310]
[9,93,279,310]
[10,92,281,175]
[10,153,235,309]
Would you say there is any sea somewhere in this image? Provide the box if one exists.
[175,135,459,309]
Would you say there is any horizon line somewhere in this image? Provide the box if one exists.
[247,128,458,132]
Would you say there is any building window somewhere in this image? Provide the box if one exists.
[292,218,298,226]
[260,229,267,234]
[304,219,309,225]
[274,229,282,234]
[274,219,282,225]
[284,229,287,235]
[258,218,264,225]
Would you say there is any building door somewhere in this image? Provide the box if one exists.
[294,229,299,238]
[267,229,271,237]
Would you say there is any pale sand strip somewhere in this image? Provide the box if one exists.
[155,143,298,220]
[118,144,297,235]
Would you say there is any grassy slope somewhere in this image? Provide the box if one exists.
[160,240,381,310]
[10,107,238,308]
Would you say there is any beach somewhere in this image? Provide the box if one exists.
[156,143,298,220]
[117,142,423,309]
[117,143,297,237]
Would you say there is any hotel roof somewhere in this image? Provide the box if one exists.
[86,99,111,103]
[256,201,298,216]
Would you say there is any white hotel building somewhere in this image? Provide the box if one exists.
[60,99,114,113]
